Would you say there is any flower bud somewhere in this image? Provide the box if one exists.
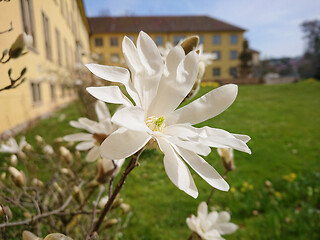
[22,231,43,240]
[265,180,272,187]
[18,151,27,160]
[180,36,199,54]
[0,205,12,221]
[72,186,84,205]
[53,182,63,194]
[31,178,44,188]
[25,143,33,152]
[98,195,109,209]
[111,196,123,210]
[35,135,45,145]
[59,146,73,165]
[103,218,118,229]
[1,172,6,180]
[24,211,33,219]
[96,159,114,184]
[60,168,74,178]
[44,233,73,240]
[120,203,130,213]
[43,145,54,155]
[9,32,33,58]
[8,166,26,187]
[217,148,235,172]
[10,154,18,166]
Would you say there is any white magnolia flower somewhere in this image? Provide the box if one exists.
[86,31,251,198]
[63,101,116,162]
[186,202,238,240]
[0,137,27,154]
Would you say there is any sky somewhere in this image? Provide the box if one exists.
[83,0,320,59]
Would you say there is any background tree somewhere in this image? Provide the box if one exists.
[300,19,320,79]
[239,39,253,78]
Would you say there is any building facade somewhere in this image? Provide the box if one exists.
[88,16,245,82]
[0,0,91,136]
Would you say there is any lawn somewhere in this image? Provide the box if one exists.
[1,81,320,239]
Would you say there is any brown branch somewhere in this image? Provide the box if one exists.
[91,148,144,235]
[108,160,117,197]
[85,185,104,240]
[0,21,13,35]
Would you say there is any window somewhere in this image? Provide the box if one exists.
[50,83,56,101]
[229,67,238,78]
[230,35,238,44]
[173,36,185,45]
[31,82,41,104]
[230,50,238,60]
[94,37,103,47]
[199,35,204,44]
[56,29,62,65]
[155,36,164,46]
[212,51,221,60]
[20,0,36,48]
[212,68,221,76]
[212,35,221,45]
[110,54,119,63]
[110,37,118,46]
[42,12,52,60]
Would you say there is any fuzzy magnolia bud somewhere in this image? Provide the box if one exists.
[22,231,43,240]
[43,145,54,155]
[35,135,44,145]
[96,159,114,184]
[60,168,75,178]
[53,182,63,194]
[180,36,199,54]
[31,178,44,188]
[98,195,109,209]
[59,146,73,165]
[0,205,13,221]
[8,166,26,187]
[43,233,73,240]
[10,154,18,166]
[217,148,235,172]
[120,203,130,213]
[72,186,84,205]
[1,172,6,180]
[24,143,33,152]
[9,32,33,58]
[111,196,123,210]
[103,218,118,229]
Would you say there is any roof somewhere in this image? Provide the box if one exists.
[88,16,246,34]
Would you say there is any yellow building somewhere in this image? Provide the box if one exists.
[0,0,91,137]
[88,16,245,81]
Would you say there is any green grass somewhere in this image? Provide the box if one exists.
[1,81,320,239]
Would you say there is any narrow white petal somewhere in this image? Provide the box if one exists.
[218,223,238,235]
[157,137,198,198]
[19,136,27,151]
[174,146,229,191]
[86,146,100,162]
[168,136,211,156]
[9,138,19,152]
[166,84,238,125]
[87,86,133,106]
[232,134,251,143]
[86,63,130,84]
[63,133,93,142]
[217,211,231,223]
[165,45,185,77]
[0,144,15,153]
[147,51,199,117]
[111,106,151,133]
[78,118,105,134]
[76,141,94,151]
[100,127,151,160]
[122,36,143,75]
[95,100,111,122]
[70,120,87,130]
[198,202,208,217]
[163,124,199,139]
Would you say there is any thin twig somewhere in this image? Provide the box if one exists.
[85,185,104,240]
[91,148,144,235]
[0,21,13,35]
[108,160,117,197]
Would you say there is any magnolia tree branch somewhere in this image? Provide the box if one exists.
[0,182,84,229]
[0,21,13,35]
[91,148,144,235]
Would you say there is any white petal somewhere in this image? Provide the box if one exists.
[0,144,15,153]
[218,223,238,235]
[163,124,198,139]
[76,141,94,151]
[95,100,111,122]
[78,118,105,134]
[186,215,197,232]
[63,133,93,142]
[217,211,231,223]
[174,146,229,191]
[70,120,87,130]
[137,31,163,74]
[122,36,143,75]
[87,86,132,106]
[156,137,198,198]
[19,136,27,151]
[167,136,211,156]
[86,63,130,84]
[165,45,185,77]
[166,84,238,125]
[9,138,19,152]
[232,134,251,143]
[147,51,199,117]
[111,106,151,133]
[100,127,151,160]
[198,201,208,217]
[85,146,101,162]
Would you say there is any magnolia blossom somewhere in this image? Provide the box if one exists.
[186,202,238,240]
[86,31,251,198]
[0,137,27,154]
[63,101,117,162]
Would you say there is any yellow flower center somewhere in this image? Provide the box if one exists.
[145,116,166,132]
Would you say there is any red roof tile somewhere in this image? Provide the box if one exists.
[88,16,246,34]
